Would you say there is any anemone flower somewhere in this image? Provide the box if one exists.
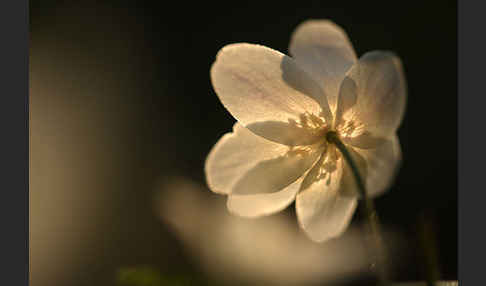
[205,20,406,242]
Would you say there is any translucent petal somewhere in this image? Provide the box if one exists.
[296,150,358,242]
[227,175,305,218]
[358,134,402,197]
[335,51,407,140]
[205,123,321,195]
[339,135,401,198]
[341,132,387,149]
[206,123,287,194]
[289,20,357,112]
[211,43,332,146]
[231,143,322,195]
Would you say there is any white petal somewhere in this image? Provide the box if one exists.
[338,136,401,198]
[359,134,402,198]
[296,150,358,242]
[211,43,332,146]
[335,51,407,140]
[231,143,322,195]
[205,123,321,195]
[206,123,287,194]
[227,175,305,218]
[341,132,387,149]
[289,20,357,112]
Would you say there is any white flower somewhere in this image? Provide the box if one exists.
[205,20,406,242]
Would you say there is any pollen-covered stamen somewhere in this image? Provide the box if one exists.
[288,112,330,137]
[335,119,366,138]
[284,144,316,158]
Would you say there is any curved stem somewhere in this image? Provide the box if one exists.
[327,131,389,286]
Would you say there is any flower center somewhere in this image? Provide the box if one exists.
[335,118,365,138]
[290,112,329,138]
[325,130,339,144]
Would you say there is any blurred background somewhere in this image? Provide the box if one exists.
[30,0,457,285]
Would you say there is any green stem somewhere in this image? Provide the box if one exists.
[326,131,389,286]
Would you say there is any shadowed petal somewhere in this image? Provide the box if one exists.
[341,132,387,149]
[358,134,402,197]
[211,43,332,146]
[289,20,357,111]
[335,51,407,140]
[296,150,358,242]
[231,143,322,195]
[246,118,327,147]
[227,174,306,218]
[338,135,401,198]
[205,123,321,195]
[205,123,288,194]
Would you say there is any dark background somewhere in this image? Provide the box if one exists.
[30,0,457,285]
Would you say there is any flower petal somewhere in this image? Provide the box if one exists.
[205,123,287,194]
[296,150,358,242]
[340,135,401,198]
[359,134,402,198]
[231,143,322,195]
[227,175,305,218]
[335,51,407,139]
[341,132,387,149]
[211,43,332,146]
[205,123,321,195]
[289,20,357,111]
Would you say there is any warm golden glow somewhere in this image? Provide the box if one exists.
[336,117,366,138]
[206,21,406,241]
[154,176,389,285]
